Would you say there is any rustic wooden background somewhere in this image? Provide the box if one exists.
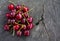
[0,0,60,41]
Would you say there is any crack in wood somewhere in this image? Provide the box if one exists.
[41,4,50,41]
[35,4,51,41]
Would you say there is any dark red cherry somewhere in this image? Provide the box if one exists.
[24,13,29,18]
[10,12,16,17]
[6,13,11,19]
[24,30,30,36]
[16,31,22,36]
[16,5,21,10]
[4,24,9,31]
[21,18,26,24]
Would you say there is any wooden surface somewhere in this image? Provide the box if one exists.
[0,0,60,41]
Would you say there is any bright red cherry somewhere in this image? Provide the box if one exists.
[16,5,21,10]
[23,7,29,12]
[27,17,33,23]
[24,30,30,36]
[16,31,22,36]
[6,13,11,19]
[16,13,22,20]
[13,24,20,31]
[4,24,9,31]
[8,4,14,10]
[27,23,34,30]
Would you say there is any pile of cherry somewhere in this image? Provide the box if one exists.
[4,3,34,36]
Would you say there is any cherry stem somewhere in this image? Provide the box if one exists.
[12,29,15,36]
[18,24,24,31]
[8,0,16,5]
[19,25,23,30]
[15,22,24,31]
[9,24,15,36]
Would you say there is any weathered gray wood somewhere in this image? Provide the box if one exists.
[0,0,60,41]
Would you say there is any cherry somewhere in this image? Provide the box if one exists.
[7,19,15,24]
[27,23,34,30]
[10,12,16,17]
[16,13,22,20]
[12,9,16,12]
[24,13,29,18]
[21,18,26,24]
[16,31,22,36]
[8,4,14,10]
[27,17,33,23]
[16,5,21,10]
[24,30,30,36]
[11,19,15,24]
[17,12,22,14]
[6,13,11,19]
[4,24,9,31]
[23,7,29,12]
[13,24,20,31]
